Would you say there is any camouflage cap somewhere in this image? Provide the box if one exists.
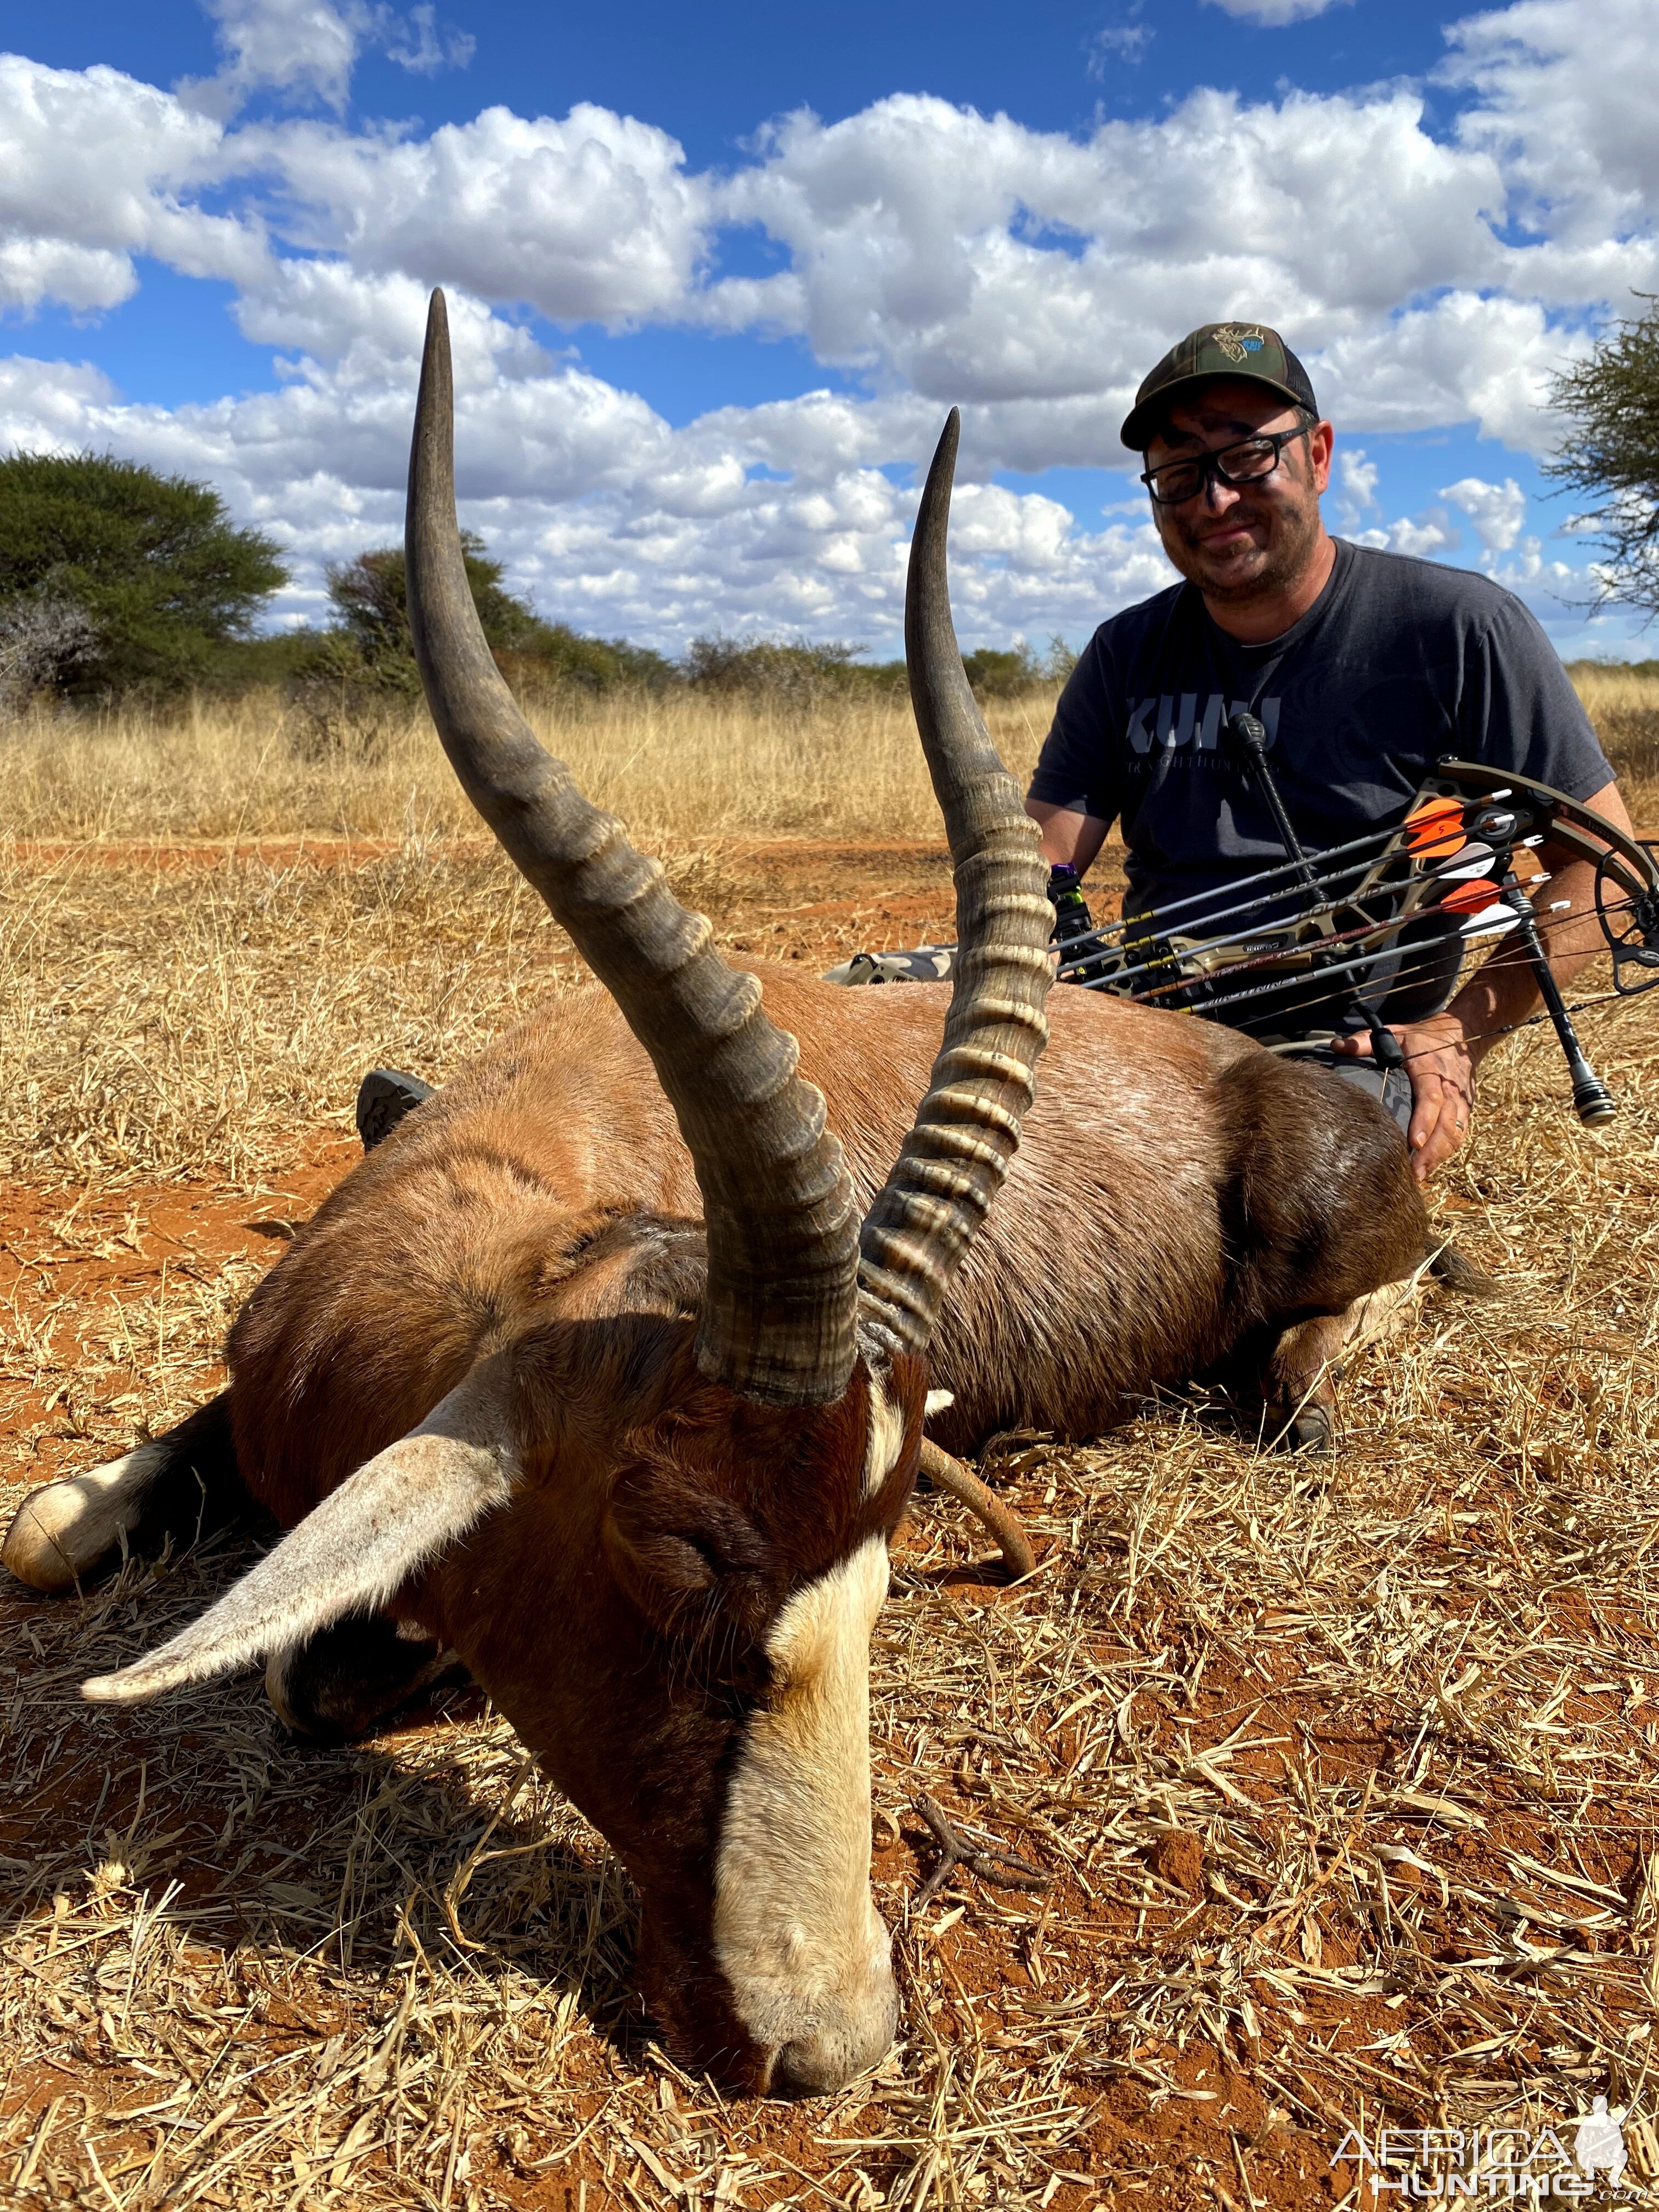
[1120,322,1318,452]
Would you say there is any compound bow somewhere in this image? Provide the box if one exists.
[829,759,1659,1126]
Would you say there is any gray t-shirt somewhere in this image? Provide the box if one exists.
[1028,539,1612,1031]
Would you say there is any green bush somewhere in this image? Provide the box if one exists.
[499,626,675,698]
[288,537,674,749]
[962,638,1077,697]
[680,631,1069,706]
[0,450,286,701]
[324,538,554,674]
[961,645,1040,698]
[682,635,906,704]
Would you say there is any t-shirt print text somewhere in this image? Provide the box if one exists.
[1126,695,1282,755]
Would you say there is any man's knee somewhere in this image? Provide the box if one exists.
[1300,1050,1413,1135]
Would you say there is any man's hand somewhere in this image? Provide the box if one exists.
[1330,1012,1476,1182]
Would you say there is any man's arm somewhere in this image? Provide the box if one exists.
[1335,776,1635,1181]
[1026,800,1111,873]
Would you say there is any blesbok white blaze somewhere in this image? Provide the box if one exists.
[709,1379,914,2085]
[714,1533,896,2091]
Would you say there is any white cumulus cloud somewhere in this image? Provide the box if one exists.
[708,86,1515,426]
[181,0,474,119]
[0,320,1177,648]
[1335,448,1380,529]
[1444,0,1659,255]
[1352,510,1459,561]
[233,104,710,336]
[0,58,267,314]
[188,0,363,114]
[1441,474,1528,551]
[1307,291,1586,450]
[385,6,475,78]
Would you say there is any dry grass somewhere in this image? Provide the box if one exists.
[0,685,1057,848]
[0,659,1652,853]
[1568,664,1659,798]
[1,690,1657,2208]
[0,837,592,1187]
[0,836,967,1187]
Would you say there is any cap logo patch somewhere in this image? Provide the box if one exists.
[1214,325,1267,363]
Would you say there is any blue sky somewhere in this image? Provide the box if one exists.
[3,0,1655,657]
[19,0,1486,161]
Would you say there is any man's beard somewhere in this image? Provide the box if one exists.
[1160,490,1324,608]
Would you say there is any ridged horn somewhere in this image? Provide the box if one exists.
[856,411,1053,1358]
[406,290,859,1406]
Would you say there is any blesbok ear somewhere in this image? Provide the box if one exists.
[82,1365,519,1705]
[601,1465,781,1646]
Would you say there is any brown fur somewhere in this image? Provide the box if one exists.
[225,969,1427,1519]
[211,971,1423,2078]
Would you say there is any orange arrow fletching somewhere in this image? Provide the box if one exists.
[1405,798,1467,859]
[1437,877,1502,915]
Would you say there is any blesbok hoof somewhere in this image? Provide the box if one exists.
[266,1613,466,1744]
[356,1068,435,1152]
[1271,1402,1334,1454]
[2,1446,168,1593]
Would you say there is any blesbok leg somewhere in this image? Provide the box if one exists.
[356,1068,435,1152]
[3,1395,247,1594]
[1262,1275,1427,1449]
[1260,1313,1346,1451]
[266,1611,466,1743]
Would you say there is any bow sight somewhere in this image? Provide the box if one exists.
[827,760,1659,1128]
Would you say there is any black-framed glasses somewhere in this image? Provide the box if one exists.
[1139,424,1310,508]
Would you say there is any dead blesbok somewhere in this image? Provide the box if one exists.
[4,292,1433,2094]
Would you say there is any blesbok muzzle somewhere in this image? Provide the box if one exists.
[627,1526,905,2096]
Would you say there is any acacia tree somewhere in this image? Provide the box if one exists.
[1547,297,1659,614]
[319,537,670,693]
[319,534,551,691]
[0,452,286,698]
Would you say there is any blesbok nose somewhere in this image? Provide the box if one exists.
[771,1967,900,2096]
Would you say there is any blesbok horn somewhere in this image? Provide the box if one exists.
[407,290,858,1407]
[856,411,1053,1356]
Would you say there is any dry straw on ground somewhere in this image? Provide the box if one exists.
[1,672,1657,2209]
[1567,665,1659,795]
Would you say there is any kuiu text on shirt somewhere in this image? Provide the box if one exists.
[1125,695,1281,755]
